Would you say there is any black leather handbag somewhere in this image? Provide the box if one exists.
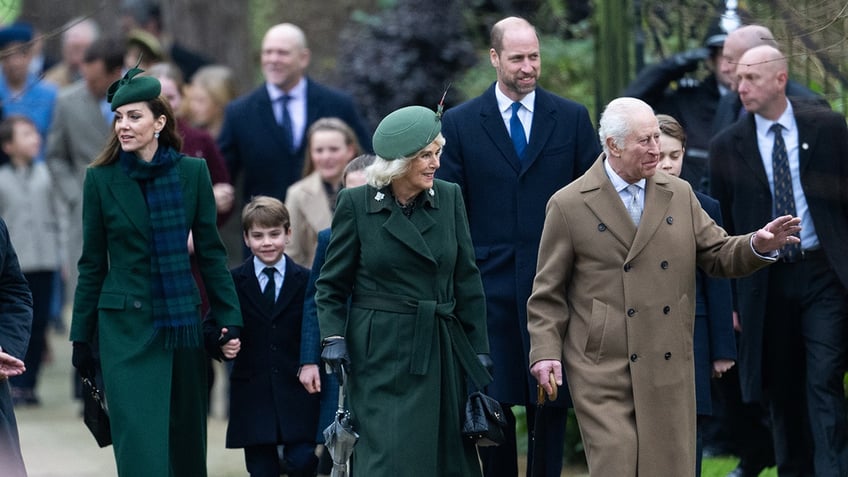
[81,376,112,447]
[461,390,507,447]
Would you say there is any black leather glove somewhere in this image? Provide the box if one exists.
[671,47,710,72]
[72,341,97,379]
[477,353,494,377]
[321,337,350,384]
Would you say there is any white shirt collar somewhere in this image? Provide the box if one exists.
[494,84,535,114]
[754,100,795,137]
[266,77,307,102]
[253,256,286,278]
[603,155,646,192]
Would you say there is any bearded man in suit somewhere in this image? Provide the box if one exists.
[528,97,799,476]
[436,16,599,477]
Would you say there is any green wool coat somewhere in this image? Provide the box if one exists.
[70,155,242,477]
[316,179,490,477]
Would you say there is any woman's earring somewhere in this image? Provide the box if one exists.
[154,131,160,139]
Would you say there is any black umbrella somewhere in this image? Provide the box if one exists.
[323,368,358,477]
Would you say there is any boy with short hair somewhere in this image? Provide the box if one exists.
[0,115,61,406]
[210,195,319,477]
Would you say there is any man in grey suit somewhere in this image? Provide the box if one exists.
[46,38,124,303]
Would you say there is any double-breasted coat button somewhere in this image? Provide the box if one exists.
[624,263,632,272]
[133,300,142,309]
[663,306,671,314]
[666,216,674,224]
[271,344,277,351]
[598,223,607,231]
[664,352,672,360]
[660,261,669,269]
[627,308,636,317]
[630,354,638,362]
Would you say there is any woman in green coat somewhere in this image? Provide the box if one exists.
[70,67,242,477]
[316,105,491,476]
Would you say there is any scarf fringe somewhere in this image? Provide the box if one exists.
[158,321,202,350]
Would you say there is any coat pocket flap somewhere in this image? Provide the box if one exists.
[97,293,126,310]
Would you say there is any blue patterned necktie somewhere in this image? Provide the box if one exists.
[626,184,642,227]
[278,95,295,153]
[510,102,527,159]
[262,267,277,307]
[770,123,800,261]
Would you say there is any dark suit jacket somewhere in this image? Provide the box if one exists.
[226,255,319,448]
[219,78,371,204]
[709,101,848,401]
[0,217,31,477]
[436,83,599,405]
[693,191,735,415]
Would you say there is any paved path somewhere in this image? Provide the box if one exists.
[15,330,245,477]
[15,329,589,476]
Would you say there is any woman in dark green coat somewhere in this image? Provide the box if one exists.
[316,105,491,476]
[70,67,242,477]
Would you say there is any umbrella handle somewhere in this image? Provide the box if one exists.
[337,367,347,412]
[536,371,558,405]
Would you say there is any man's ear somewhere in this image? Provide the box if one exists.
[605,136,620,156]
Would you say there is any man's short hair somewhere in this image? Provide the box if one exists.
[83,37,126,72]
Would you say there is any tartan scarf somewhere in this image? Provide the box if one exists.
[120,146,200,349]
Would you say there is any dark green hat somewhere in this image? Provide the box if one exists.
[372,105,441,160]
[107,66,161,111]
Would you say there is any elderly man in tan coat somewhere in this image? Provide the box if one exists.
[527,97,801,476]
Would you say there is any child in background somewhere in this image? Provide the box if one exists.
[0,115,61,405]
[657,114,736,477]
[207,196,319,477]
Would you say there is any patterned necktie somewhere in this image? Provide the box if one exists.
[626,184,642,227]
[510,102,527,159]
[262,267,277,307]
[278,95,295,153]
[770,123,800,261]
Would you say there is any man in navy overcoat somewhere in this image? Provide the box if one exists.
[436,17,599,477]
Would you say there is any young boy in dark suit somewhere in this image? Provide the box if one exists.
[207,195,319,477]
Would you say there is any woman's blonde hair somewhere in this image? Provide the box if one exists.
[366,133,445,189]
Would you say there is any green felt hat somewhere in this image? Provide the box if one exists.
[372,105,441,160]
[107,65,161,111]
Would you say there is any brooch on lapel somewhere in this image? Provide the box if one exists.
[374,191,385,201]
[428,188,435,196]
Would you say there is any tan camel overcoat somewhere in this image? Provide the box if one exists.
[527,155,771,476]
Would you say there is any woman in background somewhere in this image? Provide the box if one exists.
[187,65,237,140]
[284,117,361,268]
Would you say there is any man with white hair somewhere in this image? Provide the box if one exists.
[528,97,800,476]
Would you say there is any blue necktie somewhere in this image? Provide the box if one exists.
[278,95,295,153]
[262,267,277,307]
[510,102,527,159]
[770,123,800,261]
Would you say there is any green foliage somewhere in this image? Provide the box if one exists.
[0,0,20,23]
[337,0,477,131]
